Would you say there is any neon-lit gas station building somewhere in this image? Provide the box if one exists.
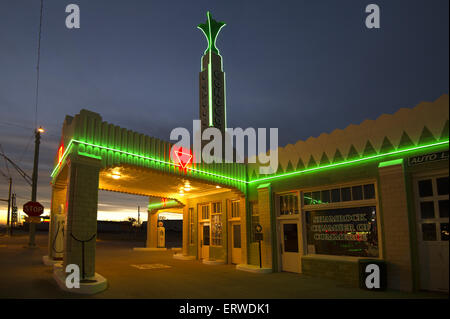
[45,13,449,294]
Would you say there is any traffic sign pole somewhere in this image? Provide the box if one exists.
[28,128,43,247]
[23,201,44,247]
[254,224,263,268]
[6,177,12,236]
[11,193,16,235]
[258,239,262,268]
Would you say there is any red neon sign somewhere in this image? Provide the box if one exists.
[57,143,64,166]
[171,146,193,170]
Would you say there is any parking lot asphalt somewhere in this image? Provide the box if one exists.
[0,232,447,299]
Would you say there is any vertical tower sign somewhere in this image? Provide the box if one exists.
[198,12,227,135]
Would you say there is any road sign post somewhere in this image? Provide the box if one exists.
[28,127,44,247]
[23,201,44,217]
[23,201,44,246]
[255,224,263,268]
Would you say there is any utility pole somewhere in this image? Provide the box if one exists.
[6,177,12,235]
[0,154,32,236]
[138,205,140,225]
[29,127,44,247]
[11,193,16,235]
[0,177,12,235]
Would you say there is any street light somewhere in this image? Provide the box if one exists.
[28,126,44,247]
[111,171,121,179]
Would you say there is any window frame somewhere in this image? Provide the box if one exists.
[249,201,260,243]
[211,201,223,247]
[302,181,378,211]
[188,207,194,245]
[414,171,449,244]
[230,200,240,220]
[300,179,382,259]
[276,190,300,217]
[198,203,210,222]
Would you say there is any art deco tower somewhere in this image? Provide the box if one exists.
[198,12,227,135]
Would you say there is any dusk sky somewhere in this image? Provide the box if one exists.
[0,0,448,223]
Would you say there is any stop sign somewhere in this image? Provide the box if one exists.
[23,201,44,217]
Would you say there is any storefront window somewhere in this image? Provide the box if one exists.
[341,187,351,201]
[188,208,194,245]
[200,204,210,220]
[321,190,331,204]
[363,184,375,199]
[231,200,240,218]
[304,183,376,206]
[439,200,449,218]
[305,206,379,257]
[441,223,449,241]
[352,186,363,201]
[211,202,222,246]
[250,202,259,242]
[420,201,435,218]
[279,193,299,215]
[212,202,222,214]
[437,177,449,195]
[331,189,340,203]
[419,179,433,197]
[416,175,449,242]
[211,214,222,246]
[422,223,437,241]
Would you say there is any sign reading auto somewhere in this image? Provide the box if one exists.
[23,201,44,217]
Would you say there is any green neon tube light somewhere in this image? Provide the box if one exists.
[378,158,404,168]
[50,139,75,177]
[198,11,226,55]
[198,12,226,127]
[50,139,247,184]
[208,53,213,126]
[249,140,449,184]
[304,195,322,205]
[148,200,179,210]
[51,139,448,185]
[224,72,227,129]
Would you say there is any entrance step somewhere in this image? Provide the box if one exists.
[133,247,167,251]
[236,264,272,274]
[53,264,108,295]
[42,255,63,266]
[202,259,226,265]
[173,253,196,260]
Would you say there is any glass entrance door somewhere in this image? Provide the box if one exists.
[415,174,449,292]
[201,223,210,260]
[231,223,241,264]
[280,221,301,273]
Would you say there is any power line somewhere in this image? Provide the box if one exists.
[0,121,34,130]
[0,149,32,187]
[0,144,11,177]
[0,168,9,181]
[18,132,35,166]
[34,0,44,129]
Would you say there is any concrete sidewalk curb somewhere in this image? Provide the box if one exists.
[236,264,272,274]
[133,247,167,251]
[53,266,108,295]
[42,255,63,266]
[173,253,196,260]
[202,259,225,265]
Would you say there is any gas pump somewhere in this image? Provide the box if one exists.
[51,204,65,259]
[157,221,165,248]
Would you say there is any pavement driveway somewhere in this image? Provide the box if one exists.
[0,233,447,299]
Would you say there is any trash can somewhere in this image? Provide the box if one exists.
[359,259,387,291]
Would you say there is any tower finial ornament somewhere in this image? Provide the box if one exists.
[197,11,226,55]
